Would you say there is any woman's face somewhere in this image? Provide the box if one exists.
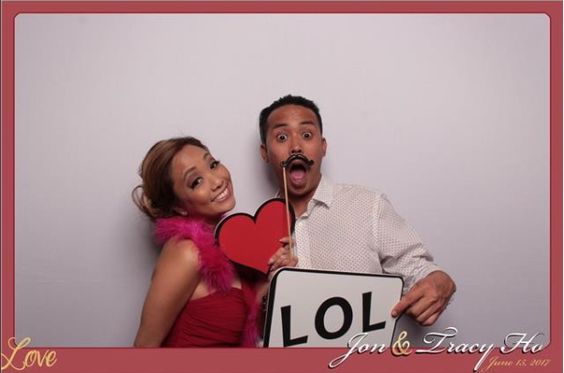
[170,145,235,222]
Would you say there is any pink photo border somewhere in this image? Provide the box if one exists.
[1,2,561,372]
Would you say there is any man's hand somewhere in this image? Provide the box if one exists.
[391,271,456,326]
[267,237,298,277]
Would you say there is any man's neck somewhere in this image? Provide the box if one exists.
[289,197,310,218]
[285,188,317,218]
[281,174,323,218]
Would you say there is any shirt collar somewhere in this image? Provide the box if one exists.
[310,174,334,208]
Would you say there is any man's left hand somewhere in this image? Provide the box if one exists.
[391,271,456,326]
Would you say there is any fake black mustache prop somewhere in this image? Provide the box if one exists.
[280,154,315,168]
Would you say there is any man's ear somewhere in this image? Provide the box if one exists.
[321,137,327,157]
[260,143,269,162]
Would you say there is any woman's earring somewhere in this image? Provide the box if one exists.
[174,207,188,216]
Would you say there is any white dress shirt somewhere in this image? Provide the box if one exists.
[288,175,440,293]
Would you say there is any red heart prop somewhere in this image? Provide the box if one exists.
[215,199,295,274]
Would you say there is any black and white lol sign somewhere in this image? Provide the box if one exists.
[263,268,403,347]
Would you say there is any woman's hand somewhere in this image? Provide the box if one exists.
[267,237,298,276]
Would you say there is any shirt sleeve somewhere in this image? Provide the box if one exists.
[372,193,441,294]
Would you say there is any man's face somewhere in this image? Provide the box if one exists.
[260,104,327,200]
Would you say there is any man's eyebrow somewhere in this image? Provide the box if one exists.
[299,121,316,126]
[271,121,316,129]
[270,123,289,131]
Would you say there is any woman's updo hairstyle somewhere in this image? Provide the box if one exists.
[132,136,208,220]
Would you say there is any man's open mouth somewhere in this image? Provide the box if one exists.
[281,154,313,187]
[289,161,307,185]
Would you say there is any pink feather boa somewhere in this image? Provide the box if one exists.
[154,216,259,347]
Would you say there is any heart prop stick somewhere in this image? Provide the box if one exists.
[215,199,295,274]
[280,154,315,257]
[281,167,294,257]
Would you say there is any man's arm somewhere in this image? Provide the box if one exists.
[372,194,455,326]
[391,270,456,326]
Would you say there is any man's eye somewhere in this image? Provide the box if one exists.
[190,177,202,189]
[210,160,220,169]
[276,134,288,142]
[303,132,312,139]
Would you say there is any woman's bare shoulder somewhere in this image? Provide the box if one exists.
[157,238,201,271]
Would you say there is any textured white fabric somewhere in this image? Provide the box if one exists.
[289,176,440,293]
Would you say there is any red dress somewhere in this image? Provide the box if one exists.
[154,217,260,348]
[163,283,257,347]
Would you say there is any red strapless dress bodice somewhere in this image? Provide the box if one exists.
[154,217,260,347]
[162,286,251,347]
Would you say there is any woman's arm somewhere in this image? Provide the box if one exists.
[134,239,201,347]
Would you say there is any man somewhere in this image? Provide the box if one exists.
[259,95,455,326]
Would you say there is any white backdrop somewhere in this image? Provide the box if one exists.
[14,14,549,347]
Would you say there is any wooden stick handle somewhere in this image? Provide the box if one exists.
[281,167,294,256]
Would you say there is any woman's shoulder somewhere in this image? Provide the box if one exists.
[158,238,201,269]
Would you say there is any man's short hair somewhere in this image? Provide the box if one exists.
[259,95,323,144]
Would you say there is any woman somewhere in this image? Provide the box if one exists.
[133,136,295,347]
